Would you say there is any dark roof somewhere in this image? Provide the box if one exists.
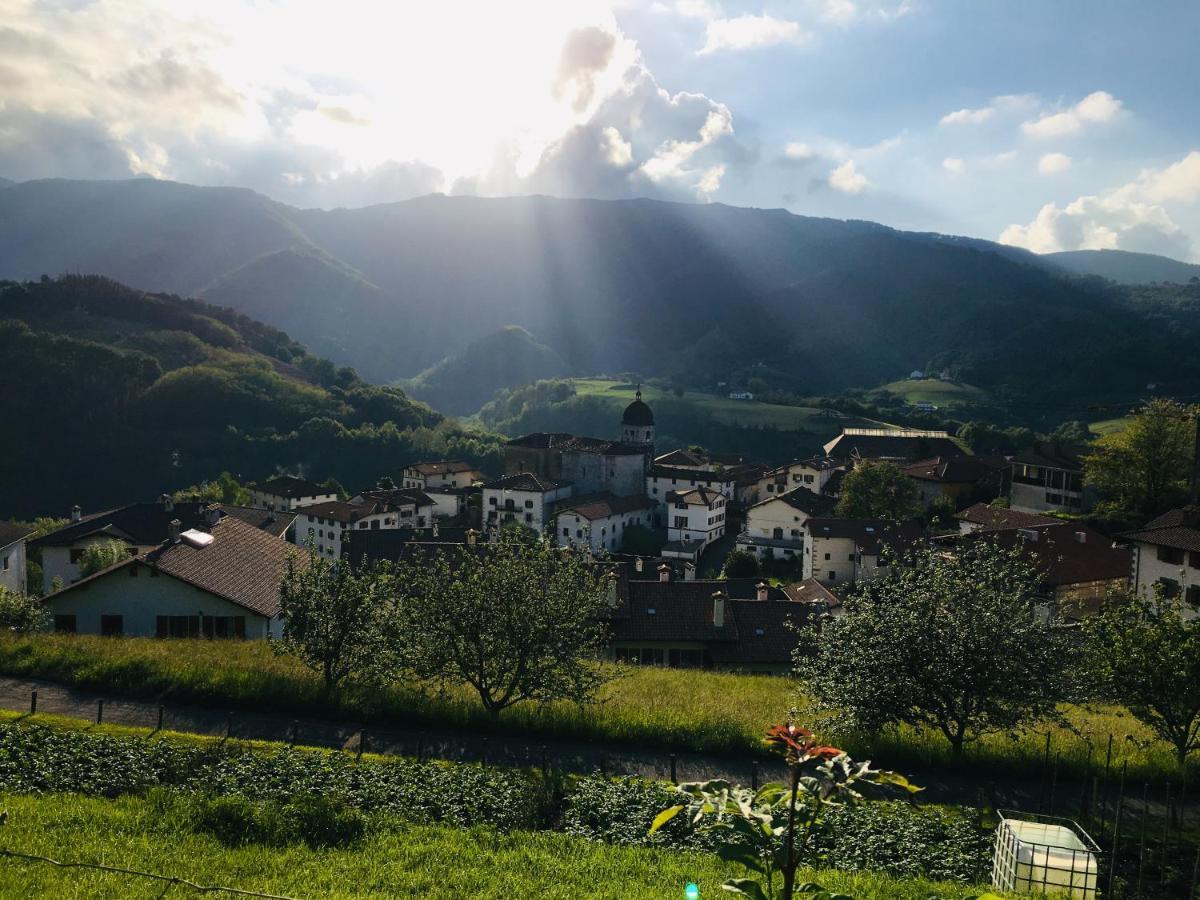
[404,460,479,476]
[1118,506,1200,553]
[650,465,734,484]
[951,523,1130,587]
[556,492,657,520]
[482,472,570,492]
[1013,442,1088,472]
[805,518,925,555]
[751,487,837,517]
[344,526,472,568]
[955,503,1059,531]
[48,517,304,618]
[764,457,843,480]
[507,433,648,456]
[294,491,431,524]
[655,449,707,468]
[667,487,725,507]
[30,501,210,548]
[356,488,436,507]
[622,392,655,427]
[824,429,966,461]
[902,456,1006,484]
[710,601,812,666]
[218,506,295,538]
[0,520,34,548]
[251,475,331,499]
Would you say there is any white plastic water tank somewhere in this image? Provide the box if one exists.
[993,812,1099,898]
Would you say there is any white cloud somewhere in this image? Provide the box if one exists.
[1037,152,1072,175]
[785,141,815,160]
[829,159,867,193]
[940,106,994,126]
[821,0,858,24]
[1021,91,1122,139]
[601,126,633,166]
[942,156,964,174]
[699,14,808,54]
[1000,150,1200,260]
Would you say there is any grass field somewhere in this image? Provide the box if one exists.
[1089,416,1132,437]
[0,635,1185,784]
[874,378,991,408]
[0,793,995,900]
[572,378,892,433]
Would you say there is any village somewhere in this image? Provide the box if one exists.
[4,389,1193,675]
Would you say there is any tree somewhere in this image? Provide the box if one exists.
[277,548,389,690]
[834,460,921,520]
[1084,588,1200,769]
[1085,398,1198,522]
[173,471,249,506]
[803,540,1072,758]
[925,495,958,532]
[77,540,132,577]
[0,586,48,633]
[386,536,613,717]
[723,549,761,578]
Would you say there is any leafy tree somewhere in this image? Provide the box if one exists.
[376,475,397,490]
[78,540,133,577]
[1084,588,1200,768]
[0,585,48,632]
[723,549,761,578]
[834,460,921,520]
[386,536,613,717]
[277,548,390,690]
[1085,398,1198,522]
[925,495,958,532]
[1050,420,1095,445]
[803,540,1072,758]
[173,471,249,506]
[619,524,665,556]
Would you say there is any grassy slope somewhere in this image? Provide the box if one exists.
[0,636,1183,782]
[1089,416,1132,437]
[0,793,991,900]
[874,378,990,407]
[571,379,888,432]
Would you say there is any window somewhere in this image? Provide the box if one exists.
[1191,552,1200,570]
[100,615,123,637]
[1,554,8,571]
[772,527,783,540]
[488,497,497,505]
[824,552,831,560]
[562,528,569,537]
[54,614,76,633]
[828,571,836,581]
[525,499,534,509]
[804,475,814,484]
[1186,585,1200,607]
[525,513,533,523]
[848,553,855,561]
[674,516,687,529]
[1159,546,1186,565]
[1158,577,1181,598]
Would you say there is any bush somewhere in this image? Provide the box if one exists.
[0,586,49,633]
[562,776,717,851]
[722,549,760,578]
[168,791,367,848]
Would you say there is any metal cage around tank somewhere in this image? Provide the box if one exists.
[993,809,1102,898]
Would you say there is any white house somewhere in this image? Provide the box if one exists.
[728,391,754,401]
[43,514,303,638]
[1119,506,1200,613]
[291,489,435,559]
[1009,443,1087,514]
[248,475,338,512]
[802,518,923,587]
[736,488,837,561]
[555,493,657,553]
[646,465,736,526]
[482,472,574,536]
[401,460,485,491]
[755,457,844,500]
[0,521,33,595]
[32,497,213,587]
[665,487,727,547]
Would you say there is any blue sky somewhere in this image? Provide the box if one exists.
[2,0,1198,259]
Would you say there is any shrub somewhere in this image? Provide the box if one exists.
[562,776,717,851]
[156,790,367,848]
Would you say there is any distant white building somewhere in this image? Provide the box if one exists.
[401,460,485,491]
[728,391,754,401]
[665,487,727,547]
[0,521,33,595]
[756,457,844,499]
[249,476,338,512]
[736,488,837,562]
[555,493,657,554]
[802,518,922,587]
[292,489,435,559]
[482,472,573,536]
[647,465,737,527]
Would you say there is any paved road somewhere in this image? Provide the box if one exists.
[0,675,1178,822]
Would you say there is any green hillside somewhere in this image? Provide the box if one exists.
[0,275,501,518]
[873,378,990,408]
[405,326,570,416]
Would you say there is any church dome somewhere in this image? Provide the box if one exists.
[622,390,655,427]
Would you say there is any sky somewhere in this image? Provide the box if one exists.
[2,0,1199,260]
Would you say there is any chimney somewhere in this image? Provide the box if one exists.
[467,528,478,546]
[684,562,696,581]
[606,570,620,607]
[168,519,182,542]
[756,581,769,602]
[657,564,671,583]
[712,590,727,628]
[160,493,174,513]
[204,505,221,528]
[635,557,644,573]
[70,504,82,523]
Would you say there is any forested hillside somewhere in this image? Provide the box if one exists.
[4,179,1200,412]
[0,276,501,518]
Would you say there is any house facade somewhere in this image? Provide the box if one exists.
[736,488,837,562]
[1119,507,1200,614]
[665,488,727,547]
[646,465,736,525]
[554,493,657,554]
[482,472,573,535]
[755,457,844,499]
[901,456,1007,508]
[1009,443,1087,514]
[248,476,338,512]
[43,515,301,639]
[401,460,484,491]
[824,428,965,462]
[0,521,32,595]
[292,490,435,559]
[802,518,921,587]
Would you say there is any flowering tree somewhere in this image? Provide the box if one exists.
[651,724,919,900]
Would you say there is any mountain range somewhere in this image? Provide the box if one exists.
[2,177,1200,412]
